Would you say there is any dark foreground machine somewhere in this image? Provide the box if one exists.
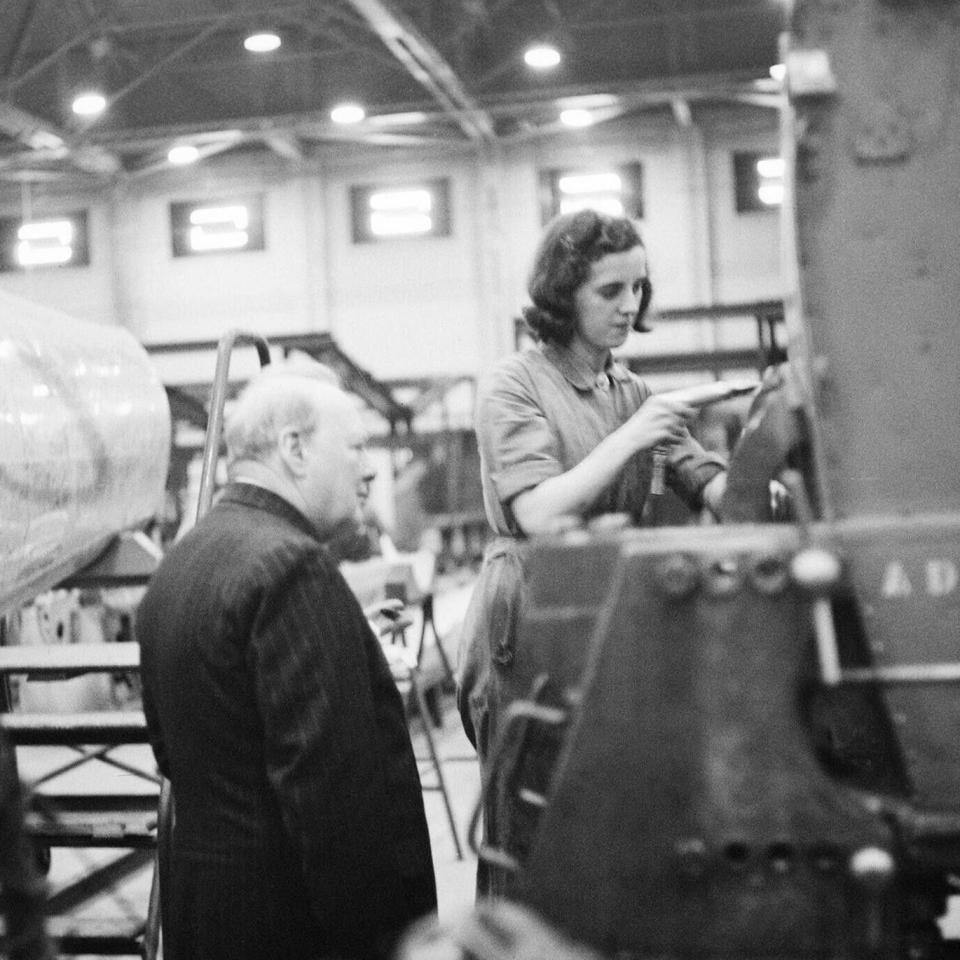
[476,1,960,957]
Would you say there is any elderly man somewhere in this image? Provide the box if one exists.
[136,361,437,960]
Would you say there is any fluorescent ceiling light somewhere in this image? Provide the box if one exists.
[370,212,432,237]
[189,227,249,251]
[769,63,786,82]
[560,108,593,128]
[190,206,249,229]
[168,145,200,165]
[331,103,366,124]
[524,44,561,69]
[758,183,784,206]
[16,219,75,266]
[244,32,281,53]
[18,220,73,242]
[369,189,432,212]
[558,172,622,195]
[72,92,106,116]
[756,157,785,178]
[17,243,72,266]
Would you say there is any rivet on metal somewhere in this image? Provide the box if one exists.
[790,547,842,590]
[704,557,744,597]
[750,554,790,595]
[657,554,700,598]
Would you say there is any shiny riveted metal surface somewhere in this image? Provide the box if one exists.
[0,289,171,614]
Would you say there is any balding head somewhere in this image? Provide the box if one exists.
[224,359,371,534]
[225,359,343,469]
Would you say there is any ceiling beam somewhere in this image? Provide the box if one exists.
[0,101,66,152]
[127,132,245,179]
[344,0,495,142]
[72,71,779,154]
[72,19,227,147]
[0,101,121,175]
[2,0,46,82]
[0,22,107,97]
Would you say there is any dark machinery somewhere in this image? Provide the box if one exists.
[475,1,960,957]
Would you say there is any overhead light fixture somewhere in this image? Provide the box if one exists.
[758,182,785,206]
[756,157,785,179]
[769,63,786,83]
[72,91,107,117]
[16,220,75,266]
[558,172,622,195]
[244,31,281,53]
[756,156,785,206]
[330,102,366,124]
[168,144,200,165]
[524,44,561,69]
[559,108,593,128]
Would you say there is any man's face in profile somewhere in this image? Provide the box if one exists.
[299,391,372,537]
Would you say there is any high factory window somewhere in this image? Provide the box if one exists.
[170,196,265,257]
[351,179,451,242]
[539,162,643,222]
[0,211,90,270]
[733,152,784,212]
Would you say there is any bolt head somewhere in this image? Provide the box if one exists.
[849,846,895,881]
[790,547,842,589]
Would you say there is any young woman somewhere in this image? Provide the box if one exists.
[457,209,728,895]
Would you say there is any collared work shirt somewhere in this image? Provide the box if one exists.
[477,341,726,534]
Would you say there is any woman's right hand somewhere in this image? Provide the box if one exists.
[621,393,697,452]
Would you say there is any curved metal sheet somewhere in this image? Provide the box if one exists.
[0,290,171,613]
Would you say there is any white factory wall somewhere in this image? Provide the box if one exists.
[0,105,783,385]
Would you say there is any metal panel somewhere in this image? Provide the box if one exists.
[0,289,171,614]
[834,514,960,810]
[514,524,897,958]
[787,0,960,519]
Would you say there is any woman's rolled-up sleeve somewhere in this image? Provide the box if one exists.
[477,364,562,515]
[666,432,727,508]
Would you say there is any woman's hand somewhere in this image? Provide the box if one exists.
[621,393,697,453]
[511,393,697,535]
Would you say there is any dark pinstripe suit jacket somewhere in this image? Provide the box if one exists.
[136,484,436,960]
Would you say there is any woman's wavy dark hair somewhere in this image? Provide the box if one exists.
[522,209,652,346]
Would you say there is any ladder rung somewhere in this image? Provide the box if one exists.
[27,821,157,850]
[32,793,159,813]
[25,815,157,847]
[45,916,146,955]
[1,710,148,745]
[0,643,140,676]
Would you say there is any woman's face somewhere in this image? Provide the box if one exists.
[571,245,648,354]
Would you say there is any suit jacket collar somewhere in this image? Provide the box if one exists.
[218,482,321,542]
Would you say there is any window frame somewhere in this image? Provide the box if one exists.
[0,210,90,271]
[350,177,452,243]
[539,161,644,223]
[733,151,784,213]
[169,195,266,258]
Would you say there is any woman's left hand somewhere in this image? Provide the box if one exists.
[701,471,727,519]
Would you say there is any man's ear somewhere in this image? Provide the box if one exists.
[277,426,305,475]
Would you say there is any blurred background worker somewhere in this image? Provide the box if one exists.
[136,361,437,960]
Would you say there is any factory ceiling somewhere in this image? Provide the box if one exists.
[0,0,787,184]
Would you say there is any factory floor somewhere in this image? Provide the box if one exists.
[13,572,482,959]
